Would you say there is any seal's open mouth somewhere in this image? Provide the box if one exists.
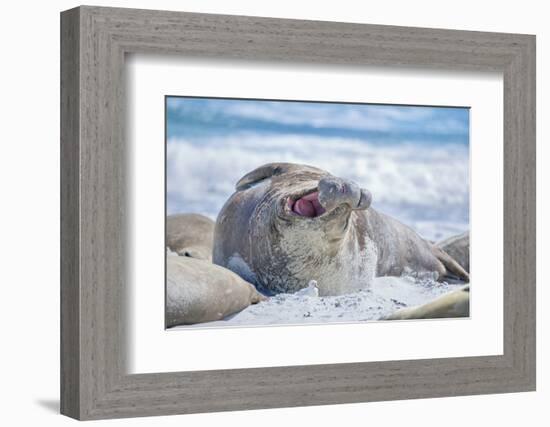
[287,191,326,218]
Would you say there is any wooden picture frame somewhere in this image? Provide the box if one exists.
[60,5,536,420]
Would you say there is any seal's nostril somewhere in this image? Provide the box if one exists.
[184,251,192,257]
[357,189,372,210]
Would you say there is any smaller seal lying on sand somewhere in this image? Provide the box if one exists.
[384,285,469,320]
[437,231,470,273]
[167,213,214,261]
[166,256,266,327]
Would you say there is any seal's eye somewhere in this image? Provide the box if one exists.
[236,163,285,191]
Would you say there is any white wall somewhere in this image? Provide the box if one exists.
[0,0,546,425]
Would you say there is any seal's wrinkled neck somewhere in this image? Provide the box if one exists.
[275,201,352,253]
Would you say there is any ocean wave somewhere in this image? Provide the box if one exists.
[167,133,469,240]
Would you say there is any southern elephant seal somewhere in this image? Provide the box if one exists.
[213,162,469,296]
[437,231,470,273]
[167,213,214,261]
[166,256,266,327]
[383,285,470,320]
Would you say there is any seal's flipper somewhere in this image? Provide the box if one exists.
[432,245,470,282]
[437,231,470,273]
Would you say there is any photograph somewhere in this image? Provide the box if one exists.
[164,96,471,328]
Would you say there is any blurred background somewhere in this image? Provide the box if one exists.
[166,97,469,241]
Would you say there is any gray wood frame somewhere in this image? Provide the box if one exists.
[60,5,536,420]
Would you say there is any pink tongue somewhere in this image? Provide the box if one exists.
[292,192,326,217]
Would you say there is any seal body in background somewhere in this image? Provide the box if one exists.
[166,213,214,261]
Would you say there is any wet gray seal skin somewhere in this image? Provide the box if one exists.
[437,231,470,273]
[166,256,266,327]
[166,213,214,261]
[213,162,469,296]
[383,285,470,320]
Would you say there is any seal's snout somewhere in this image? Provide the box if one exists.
[285,176,371,218]
[318,176,372,212]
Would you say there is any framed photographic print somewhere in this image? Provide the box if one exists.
[61,6,536,420]
[164,96,471,330]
